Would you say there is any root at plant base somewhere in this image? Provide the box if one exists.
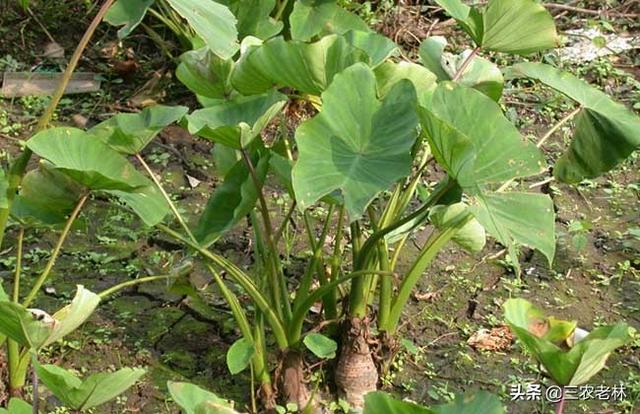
[335,318,378,409]
[279,349,314,412]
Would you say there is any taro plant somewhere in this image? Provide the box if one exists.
[504,298,634,414]
[118,0,640,411]
[3,0,640,412]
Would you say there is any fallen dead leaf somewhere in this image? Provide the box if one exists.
[414,291,438,302]
[43,41,64,59]
[467,325,513,352]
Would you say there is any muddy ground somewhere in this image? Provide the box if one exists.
[0,1,639,413]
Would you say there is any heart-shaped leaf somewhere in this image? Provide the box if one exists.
[292,63,418,220]
[507,62,640,183]
[226,337,255,375]
[104,0,155,39]
[230,34,368,96]
[419,36,503,101]
[34,361,146,410]
[290,0,369,41]
[165,0,239,59]
[186,90,287,149]
[504,298,633,386]
[480,0,558,55]
[420,83,546,189]
[26,128,149,191]
[303,333,337,359]
[90,105,188,154]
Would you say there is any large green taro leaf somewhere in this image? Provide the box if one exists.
[104,0,155,39]
[166,0,239,59]
[292,63,418,220]
[290,0,369,41]
[26,128,149,191]
[480,0,558,55]
[507,62,640,183]
[195,151,269,245]
[504,299,633,386]
[218,0,282,40]
[90,105,188,154]
[419,36,503,101]
[422,83,546,189]
[186,90,287,149]
[471,192,555,268]
[10,164,82,227]
[34,361,145,410]
[230,35,368,96]
[176,47,234,101]
[435,0,558,55]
